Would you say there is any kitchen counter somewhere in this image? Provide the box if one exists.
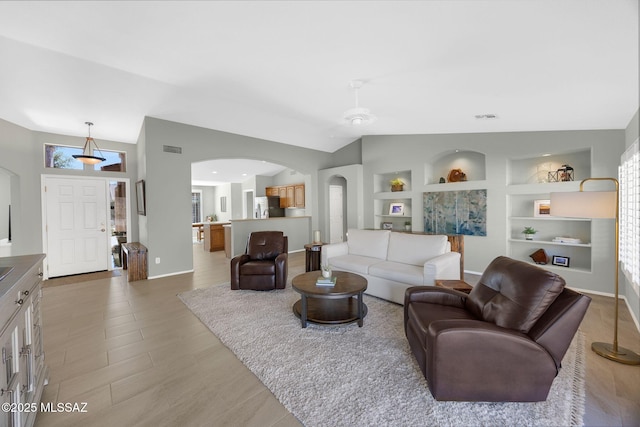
[0,254,45,300]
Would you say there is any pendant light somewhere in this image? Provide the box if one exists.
[73,121,106,165]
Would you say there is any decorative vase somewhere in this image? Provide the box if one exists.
[525,234,534,240]
[322,269,332,278]
[391,184,403,192]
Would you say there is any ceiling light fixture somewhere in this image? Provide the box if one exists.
[343,80,376,126]
[72,122,106,165]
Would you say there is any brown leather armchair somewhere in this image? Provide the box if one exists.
[231,231,288,291]
[404,256,591,402]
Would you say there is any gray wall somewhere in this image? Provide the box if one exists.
[0,118,139,259]
[362,130,624,294]
[138,117,335,278]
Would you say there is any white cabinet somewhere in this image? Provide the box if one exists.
[0,255,47,427]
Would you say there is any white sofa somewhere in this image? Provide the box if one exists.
[321,229,461,305]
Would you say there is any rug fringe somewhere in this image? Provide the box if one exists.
[569,331,586,427]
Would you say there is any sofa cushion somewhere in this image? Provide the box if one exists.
[347,229,390,260]
[368,261,425,286]
[387,233,447,266]
[329,254,382,275]
[465,256,566,334]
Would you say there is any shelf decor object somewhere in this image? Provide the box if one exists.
[551,255,570,267]
[550,177,640,365]
[389,202,405,215]
[390,178,404,192]
[529,248,548,264]
[533,199,551,217]
[447,168,467,182]
[547,164,574,182]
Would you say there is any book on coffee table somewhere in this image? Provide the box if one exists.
[316,276,336,287]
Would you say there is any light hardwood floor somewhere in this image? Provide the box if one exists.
[35,246,640,426]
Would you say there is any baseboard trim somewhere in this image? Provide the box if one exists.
[148,269,194,280]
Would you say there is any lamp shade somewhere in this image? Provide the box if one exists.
[549,191,616,219]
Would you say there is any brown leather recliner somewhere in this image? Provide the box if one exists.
[230,231,288,291]
[404,256,591,402]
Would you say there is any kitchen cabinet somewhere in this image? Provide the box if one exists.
[278,187,287,208]
[294,185,305,208]
[266,184,305,208]
[286,186,294,208]
[203,223,230,252]
[0,254,47,427]
[265,187,279,197]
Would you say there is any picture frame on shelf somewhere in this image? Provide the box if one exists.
[389,202,405,215]
[382,222,393,230]
[551,255,570,267]
[534,199,551,217]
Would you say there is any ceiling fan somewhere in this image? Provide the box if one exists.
[342,80,376,126]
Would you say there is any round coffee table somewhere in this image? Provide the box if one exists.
[291,270,368,328]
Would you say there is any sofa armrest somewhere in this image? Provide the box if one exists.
[404,286,466,308]
[423,251,461,284]
[424,319,557,400]
[321,242,349,265]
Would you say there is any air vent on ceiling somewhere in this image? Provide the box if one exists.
[474,114,498,120]
[163,145,182,154]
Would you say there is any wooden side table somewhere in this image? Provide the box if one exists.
[435,279,473,294]
[122,242,148,281]
[304,243,324,272]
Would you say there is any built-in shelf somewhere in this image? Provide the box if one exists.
[507,150,594,273]
[508,149,591,185]
[374,170,412,194]
[426,150,486,185]
[508,238,592,248]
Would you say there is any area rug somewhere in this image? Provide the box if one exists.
[179,284,586,427]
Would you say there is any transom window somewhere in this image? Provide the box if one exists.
[44,144,126,172]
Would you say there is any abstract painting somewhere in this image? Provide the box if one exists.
[423,189,487,236]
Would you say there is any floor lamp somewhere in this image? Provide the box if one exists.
[551,178,640,365]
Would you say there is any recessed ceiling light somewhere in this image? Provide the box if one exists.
[242,173,247,176]
[474,114,498,119]
[542,153,551,157]
[212,171,217,174]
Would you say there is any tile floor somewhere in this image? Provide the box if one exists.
[35,246,640,426]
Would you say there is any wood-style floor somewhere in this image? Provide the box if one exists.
[36,245,640,426]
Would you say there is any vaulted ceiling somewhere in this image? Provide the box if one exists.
[0,1,637,155]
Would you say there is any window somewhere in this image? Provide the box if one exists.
[44,144,84,169]
[192,190,202,223]
[619,139,639,288]
[94,150,126,172]
[44,144,126,172]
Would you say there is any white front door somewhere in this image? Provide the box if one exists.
[44,177,109,277]
[329,185,344,243]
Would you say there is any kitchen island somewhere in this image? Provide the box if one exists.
[229,216,311,257]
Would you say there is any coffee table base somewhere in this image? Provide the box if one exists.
[293,297,368,327]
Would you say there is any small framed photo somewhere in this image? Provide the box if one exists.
[389,202,405,215]
[551,255,570,267]
[534,199,551,217]
[382,222,393,230]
